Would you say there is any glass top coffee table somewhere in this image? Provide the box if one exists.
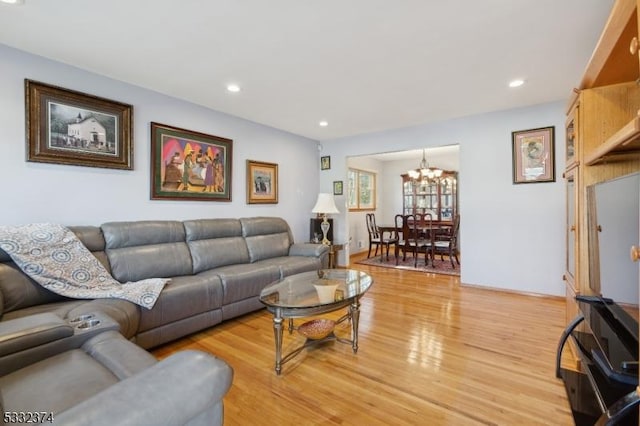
[259,269,373,375]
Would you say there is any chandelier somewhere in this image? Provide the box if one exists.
[407,149,443,180]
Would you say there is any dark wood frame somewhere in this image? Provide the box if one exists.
[321,155,331,170]
[333,180,343,195]
[25,79,133,170]
[246,160,278,204]
[150,122,233,201]
[511,126,555,184]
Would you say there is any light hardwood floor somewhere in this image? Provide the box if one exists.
[152,254,573,425]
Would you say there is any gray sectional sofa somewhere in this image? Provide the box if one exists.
[0,216,327,424]
[0,216,328,349]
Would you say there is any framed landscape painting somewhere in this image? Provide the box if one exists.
[511,126,555,184]
[25,79,133,170]
[150,122,233,201]
[246,160,278,204]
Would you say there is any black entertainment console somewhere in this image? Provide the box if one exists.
[557,296,640,425]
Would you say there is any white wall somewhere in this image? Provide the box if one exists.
[0,44,320,243]
[1,44,567,297]
[324,102,566,296]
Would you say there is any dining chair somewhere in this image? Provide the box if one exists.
[392,214,405,265]
[400,214,432,267]
[421,212,435,267]
[365,213,382,258]
[433,214,460,268]
[366,213,399,262]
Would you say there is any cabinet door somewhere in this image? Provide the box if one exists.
[439,175,456,221]
[402,178,415,215]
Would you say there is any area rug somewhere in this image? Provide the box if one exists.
[355,254,460,276]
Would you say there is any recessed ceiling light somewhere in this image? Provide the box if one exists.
[509,79,525,88]
[1,0,24,4]
[226,84,240,93]
[319,121,329,127]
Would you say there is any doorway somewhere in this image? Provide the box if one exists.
[345,145,460,265]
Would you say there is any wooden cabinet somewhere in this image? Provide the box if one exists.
[401,171,457,222]
[559,0,640,422]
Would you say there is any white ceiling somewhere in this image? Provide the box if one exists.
[0,0,614,141]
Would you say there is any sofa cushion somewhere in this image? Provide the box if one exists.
[102,221,192,282]
[240,217,292,263]
[201,264,280,305]
[0,349,118,415]
[184,219,249,273]
[137,275,223,333]
[253,256,323,278]
[0,226,107,315]
[0,263,68,315]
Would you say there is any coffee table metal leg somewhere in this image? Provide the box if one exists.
[350,299,360,353]
[273,309,284,375]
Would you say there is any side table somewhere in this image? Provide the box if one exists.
[327,243,344,269]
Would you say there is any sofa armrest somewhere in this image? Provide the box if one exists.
[53,350,234,426]
[0,313,73,357]
[289,243,329,257]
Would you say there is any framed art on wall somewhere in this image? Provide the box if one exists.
[150,122,233,201]
[247,160,278,204]
[511,126,555,184]
[321,156,331,170]
[25,79,133,170]
[333,180,343,195]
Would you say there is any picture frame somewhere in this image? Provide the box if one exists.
[333,180,343,195]
[511,126,555,184]
[321,155,331,170]
[246,160,278,204]
[150,122,233,201]
[25,79,133,170]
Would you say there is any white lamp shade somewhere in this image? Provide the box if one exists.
[311,193,339,214]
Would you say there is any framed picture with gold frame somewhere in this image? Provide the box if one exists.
[150,122,233,201]
[247,160,278,204]
[511,126,555,184]
[25,79,133,170]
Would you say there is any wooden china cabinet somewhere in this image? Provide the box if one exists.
[401,171,457,224]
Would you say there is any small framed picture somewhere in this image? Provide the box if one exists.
[321,156,331,170]
[246,160,278,204]
[511,126,555,184]
[333,180,343,195]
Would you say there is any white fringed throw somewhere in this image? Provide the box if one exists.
[0,223,168,309]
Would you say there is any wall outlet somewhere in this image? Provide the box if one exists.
[357,240,364,248]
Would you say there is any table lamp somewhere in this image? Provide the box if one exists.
[311,193,339,245]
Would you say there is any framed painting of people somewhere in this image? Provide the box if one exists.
[511,126,555,184]
[25,79,133,170]
[150,122,233,201]
[247,160,278,204]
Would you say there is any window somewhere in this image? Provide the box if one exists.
[348,168,376,211]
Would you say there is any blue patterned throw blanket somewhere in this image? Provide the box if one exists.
[0,223,169,309]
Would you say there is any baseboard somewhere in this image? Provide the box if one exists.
[460,282,565,302]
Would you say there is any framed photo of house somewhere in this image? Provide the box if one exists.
[150,122,233,201]
[333,180,343,195]
[25,79,133,170]
[321,156,331,170]
[511,126,555,184]
[246,160,278,204]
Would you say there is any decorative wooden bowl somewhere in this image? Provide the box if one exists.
[298,319,335,340]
